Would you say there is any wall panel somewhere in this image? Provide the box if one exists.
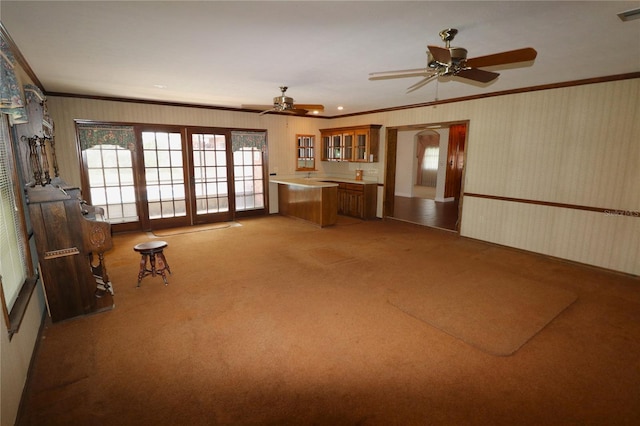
[47,78,639,274]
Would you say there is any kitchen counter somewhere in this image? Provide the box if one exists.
[270,177,377,186]
[269,177,339,188]
[271,178,338,227]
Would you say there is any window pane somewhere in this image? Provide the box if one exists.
[169,133,182,150]
[147,185,160,201]
[104,168,120,186]
[106,187,122,204]
[144,150,157,167]
[86,149,103,167]
[121,186,136,203]
[120,168,134,186]
[142,132,156,149]
[90,188,107,205]
[89,169,104,186]
[148,202,161,219]
[157,150,171,167]
[156,133,169,149]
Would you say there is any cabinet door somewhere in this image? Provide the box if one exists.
[296,135,315,170]
[322,133,342,161]
[337,188,347,215]
[321,135,331,161]
[342,132,354,161]
[354,130,369,162]
[332,134,342,160]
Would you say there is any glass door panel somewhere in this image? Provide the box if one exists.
[234,148,264,211]
[342,132,354,161]
[190,132,232,223]
[142,130,190,227]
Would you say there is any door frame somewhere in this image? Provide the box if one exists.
[383,120,469,233]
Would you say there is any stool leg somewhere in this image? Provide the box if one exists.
[158,252,171,275]
[136,254,147,287]
[149,253,158,277]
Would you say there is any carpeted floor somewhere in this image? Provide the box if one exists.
[17,215,640,425]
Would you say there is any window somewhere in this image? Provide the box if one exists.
[232,131,266,212]
[78,124,138,225]
[0,115,35,336]
[85,144,138,223]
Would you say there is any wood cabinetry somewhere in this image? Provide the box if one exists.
[334,182,377,219]
[320,125,381,162]
[276,182,338,227]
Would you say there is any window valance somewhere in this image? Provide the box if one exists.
[77,124,136,150]
[231,131,266,152]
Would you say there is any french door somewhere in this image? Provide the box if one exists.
[78,122,267,232]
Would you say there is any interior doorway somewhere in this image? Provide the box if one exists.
[383,122,467,232]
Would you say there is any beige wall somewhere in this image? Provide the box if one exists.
[47,78,639,277]
[329,79,639,275]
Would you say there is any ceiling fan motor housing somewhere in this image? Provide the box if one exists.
[449,47,467,65]
[273,95,294,111]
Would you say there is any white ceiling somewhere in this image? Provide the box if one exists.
[2,1,639,116]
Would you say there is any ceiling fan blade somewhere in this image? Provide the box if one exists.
[456,68,500,83]
[259,109,274,116]
[295,104,324,111]
[369,68,429,80]
[427,45,451,64]
[465,47,537,68]
[406,74,438,93]
[289,108,309,116]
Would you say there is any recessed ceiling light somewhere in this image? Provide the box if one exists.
[337,106,344,110]
[153,84,167,89]
[312,110,319,115]
[618,7,640,21]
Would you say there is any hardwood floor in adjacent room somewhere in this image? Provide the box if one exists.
[391,195,460,231]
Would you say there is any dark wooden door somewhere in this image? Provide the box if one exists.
[444,124,467,199]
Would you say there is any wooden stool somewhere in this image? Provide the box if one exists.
[134,241,171,287]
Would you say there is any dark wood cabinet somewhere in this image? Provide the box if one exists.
[320,125,381,162]
[335,182,377,219]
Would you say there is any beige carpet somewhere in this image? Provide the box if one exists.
[388,266,578,356]
[16,216,640,425]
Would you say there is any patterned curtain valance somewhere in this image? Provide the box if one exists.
[77,124,136,150]
[0,38,28,124]
[231,131,266,152]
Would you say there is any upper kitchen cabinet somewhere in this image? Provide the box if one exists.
[320,125,381,162]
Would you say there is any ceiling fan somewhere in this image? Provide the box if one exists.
[369,28,537,93]
[244,86,325,115]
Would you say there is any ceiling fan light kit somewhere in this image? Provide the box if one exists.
[369,28,537,93]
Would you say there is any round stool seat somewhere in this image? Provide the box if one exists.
[133,240,171,287]
[134,241,168,253]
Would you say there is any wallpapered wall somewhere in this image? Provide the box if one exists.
[46,78,640,275]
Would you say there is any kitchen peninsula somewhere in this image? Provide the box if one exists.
[270,178,338,227]
[270,177,378,226]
